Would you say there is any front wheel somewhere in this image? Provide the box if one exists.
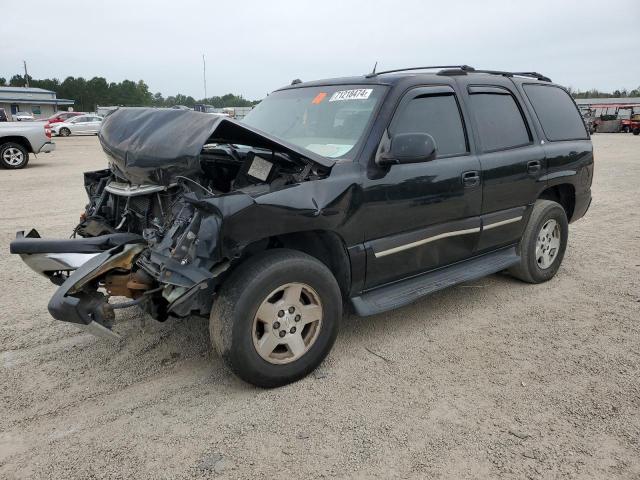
[0,142,29,169]
[210,249,341,388]
[509,200,568,283]
[59,127,71,137]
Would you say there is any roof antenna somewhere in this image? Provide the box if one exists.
[366,61,378,78]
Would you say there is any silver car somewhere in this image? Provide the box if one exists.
[52,114,103,136]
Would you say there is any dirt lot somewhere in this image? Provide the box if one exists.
[0,134,638,479]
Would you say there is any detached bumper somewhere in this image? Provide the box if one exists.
[10,230,145,338]
[10,229,141,277]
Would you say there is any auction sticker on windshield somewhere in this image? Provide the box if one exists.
[329,89,373,102]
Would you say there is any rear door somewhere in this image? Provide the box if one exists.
[362,85,482,288]
[462,84,546,252]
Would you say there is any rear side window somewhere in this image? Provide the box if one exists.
[392,94,467,156]
[469,92,531,151]
[523,84,588,141]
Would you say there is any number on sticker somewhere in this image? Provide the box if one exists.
[329,89,373,102]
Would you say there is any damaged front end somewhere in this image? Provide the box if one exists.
[10,108,332,337]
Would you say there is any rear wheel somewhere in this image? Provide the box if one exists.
[0,142,29,169]
[509,200,568,283]
[210,249,341,387]
[59,127,71,137]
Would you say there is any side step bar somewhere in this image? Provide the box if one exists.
[351,247,520,316]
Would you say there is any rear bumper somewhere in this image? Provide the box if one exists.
[38,142,55,153]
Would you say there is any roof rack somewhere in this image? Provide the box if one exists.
[366,65,552,82]
[365,65,475,78]
[470,69,552,82]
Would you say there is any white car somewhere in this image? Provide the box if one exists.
[52,114,103,136]
[13,111,35,121]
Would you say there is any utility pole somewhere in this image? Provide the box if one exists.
[202,54,207,101]
[23,60,29,87]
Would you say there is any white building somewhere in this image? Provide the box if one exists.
[0,86,74,121]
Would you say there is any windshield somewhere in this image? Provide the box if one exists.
[243,85,385,158]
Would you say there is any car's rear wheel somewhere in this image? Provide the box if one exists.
[59,128,71,137]
[509,199,568,284]
[0,142,29,169]
[209,249,341,387]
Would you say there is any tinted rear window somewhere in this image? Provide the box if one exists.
[469,93,531,151]
[392,94,467,156]
[523,84,588,141]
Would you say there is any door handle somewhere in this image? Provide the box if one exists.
[527,160,542,174]
[462,170,480,188]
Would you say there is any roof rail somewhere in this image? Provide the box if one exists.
[367,65,552,82]
[365,65,475,78]
[469,69,552,82]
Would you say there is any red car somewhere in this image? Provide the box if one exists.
[45,111,84,125]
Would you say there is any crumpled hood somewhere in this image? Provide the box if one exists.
[98,107,334,185]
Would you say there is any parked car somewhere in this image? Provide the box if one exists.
[10,66,593,387]
[0,121,54,168]
[51,114,103,136]
[13,111,35,121]
[45,111,84,126]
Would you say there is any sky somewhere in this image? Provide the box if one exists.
[2,0,639,100]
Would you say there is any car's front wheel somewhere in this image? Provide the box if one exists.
[210,249,341,388]
[0,142,29,169]
[509,199,568,284]
[59,127,71,137]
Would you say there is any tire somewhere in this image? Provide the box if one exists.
[0,142,29,169]
[59,128,71,137]
[210,249,341,388]
[622,126,630,133]
[509,200,568,284]
[633,129,640,136]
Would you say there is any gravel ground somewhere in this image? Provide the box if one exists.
[1,134,639,479]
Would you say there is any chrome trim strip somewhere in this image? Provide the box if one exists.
[483,216,523,231]
[374,227,481,258]
[20,252,100,276]
[105,181,165,197]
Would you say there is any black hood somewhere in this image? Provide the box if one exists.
[98,107,335,185]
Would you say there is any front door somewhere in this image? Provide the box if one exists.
[362,86,482,289]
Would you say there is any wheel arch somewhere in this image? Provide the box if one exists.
[0,136,33,153]
[538,183,575,221]
[236,230,352,299]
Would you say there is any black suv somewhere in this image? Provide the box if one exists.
[11,65,593,387]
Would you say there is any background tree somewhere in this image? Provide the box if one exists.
[1,72,265,109]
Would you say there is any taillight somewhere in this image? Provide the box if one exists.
[44,124,51,139]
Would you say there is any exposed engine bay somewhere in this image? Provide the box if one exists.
[10,108,332,338]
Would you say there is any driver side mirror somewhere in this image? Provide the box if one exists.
[377,132,437,166]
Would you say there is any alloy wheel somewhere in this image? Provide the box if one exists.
[535,219,561,269]
[2,147,24,167]
[252,282,323,364]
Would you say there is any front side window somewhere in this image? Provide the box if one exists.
[243,85,386,159]
[391,94,467,156]
[523,84,588,141]
[469,92,531,151]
